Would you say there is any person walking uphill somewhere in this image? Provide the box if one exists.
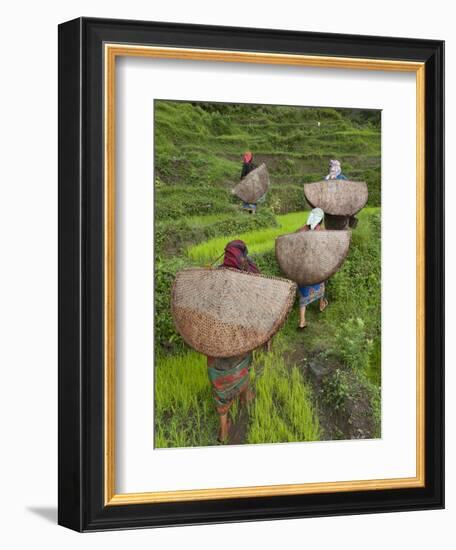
[296,208,329,329]
[207,240,258,443]
[240,151,258,214]
[241,151,257,179]
[325,159,348,181]
[325,159,358,228]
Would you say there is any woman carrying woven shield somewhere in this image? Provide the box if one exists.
[207,240,259,443]
[240,151,258,214]
[324,159,348,181]
[324,159,358,228]
[296,208,329,329]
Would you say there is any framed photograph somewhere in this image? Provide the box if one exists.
[58,17,444,531]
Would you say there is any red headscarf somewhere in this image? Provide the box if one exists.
[243,151,253,164]
[221,240,259,274]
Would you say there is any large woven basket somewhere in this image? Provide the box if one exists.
[171,268,296,357]
[232,163,270,203]
[304,180,368,216]
[275,230,351,286]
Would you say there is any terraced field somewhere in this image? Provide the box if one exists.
[154,100,381,447]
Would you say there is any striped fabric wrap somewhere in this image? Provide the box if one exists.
[207,353,252,415]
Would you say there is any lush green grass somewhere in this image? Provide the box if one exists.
[156,209,277,259]
[247,343,321,444]
[188,208,379,264]
[154,350,218,448]
[154,338,321,448]
[187,211,309,263]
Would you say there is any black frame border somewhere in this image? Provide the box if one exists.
[58,17,444,531]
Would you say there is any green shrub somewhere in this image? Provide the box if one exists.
[333,318,372,373]
[320,366,381,438]
[321,368,353,412]
[326,208,381,340]
[250,249,282,277]
[155,257,190,351]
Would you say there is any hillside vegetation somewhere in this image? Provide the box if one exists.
[154,100,381,448]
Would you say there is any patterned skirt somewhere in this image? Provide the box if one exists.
[298,282,325,307]
[207,353,252,415]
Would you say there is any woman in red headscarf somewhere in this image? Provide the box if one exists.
[206,240,259,443]
[240,151,258,213]
[219,239,260,274]
[240,151,256,179]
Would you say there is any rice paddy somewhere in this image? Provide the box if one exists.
[247,344,321,444]
[154,335,321,448]
[188,211,306,263]
[154,100,382,448]
[188,208,379,265]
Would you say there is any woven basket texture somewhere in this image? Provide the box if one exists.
[275,230,351,286]
[171,267,296,357]
[304,180,368,216]
[233,163,270,203]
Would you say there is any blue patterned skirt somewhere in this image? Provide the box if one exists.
[298,282,325,307]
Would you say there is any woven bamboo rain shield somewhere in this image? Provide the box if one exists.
[304,180,368,216]
[275,230,351,286]
[232,163,270,203]
[171,268,296,357]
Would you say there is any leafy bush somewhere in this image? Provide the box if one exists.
[333,318,372,373]
[250,249,282,277]
[326,209,381,340]
[321,368,353,412]
[155,257,190,351]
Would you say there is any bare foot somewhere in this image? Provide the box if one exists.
[298,323,308,330]
[218,417,232,444]
[319,297,328,312]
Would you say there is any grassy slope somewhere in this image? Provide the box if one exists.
[154,100,381,447]
[188,207,379,263]
[155,101,381,213]
[188,211,307,262]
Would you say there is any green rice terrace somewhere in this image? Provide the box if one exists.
[154,100,381,447]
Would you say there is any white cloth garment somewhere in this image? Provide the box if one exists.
[325,159,342,180]
[306,208,324,230]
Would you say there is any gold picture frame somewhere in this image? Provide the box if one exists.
[104,44,425,506]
